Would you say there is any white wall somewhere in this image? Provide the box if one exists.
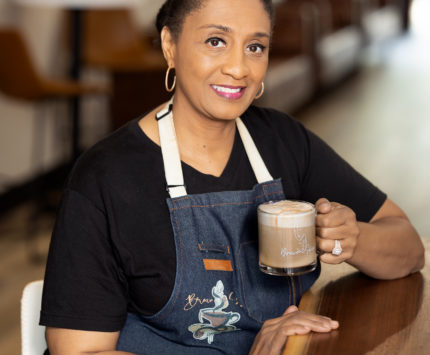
[0,0,164,194]
[134,0,165,32]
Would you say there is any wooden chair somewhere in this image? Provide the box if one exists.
[257,0,316,113]
[271,0,315,58]
[78,9,168,128]
[82,9,165,71]
[298,0,364,89]
[327,0,364,29]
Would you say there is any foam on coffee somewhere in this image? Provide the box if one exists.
[258,200,315,228]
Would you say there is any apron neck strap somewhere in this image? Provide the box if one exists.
[156,98,187,198]
[235,117,273,184]
[156,101,273,198]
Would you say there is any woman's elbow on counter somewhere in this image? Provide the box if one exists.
[411,243,426,274]
[400,239,426,278]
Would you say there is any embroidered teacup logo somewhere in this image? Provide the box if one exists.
[188,280,240,344]
[280,226,315,257]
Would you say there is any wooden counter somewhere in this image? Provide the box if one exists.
[283,238,430,355]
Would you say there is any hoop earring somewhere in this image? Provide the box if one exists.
[255,82,264,99]
[165,66,176,92]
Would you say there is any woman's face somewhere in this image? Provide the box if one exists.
[162,0,271,122]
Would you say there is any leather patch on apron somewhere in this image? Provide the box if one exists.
[203,259,233,271]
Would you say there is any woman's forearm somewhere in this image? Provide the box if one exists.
[348,216,425,279]
[92,352,135,355]
[46,328,134,355]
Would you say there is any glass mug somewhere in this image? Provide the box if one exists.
[257,200,317,276]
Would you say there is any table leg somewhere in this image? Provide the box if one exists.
[69,9,83,162]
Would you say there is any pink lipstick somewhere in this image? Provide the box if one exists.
[211,84,245,100]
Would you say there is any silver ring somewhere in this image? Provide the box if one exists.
[332,240,342,256]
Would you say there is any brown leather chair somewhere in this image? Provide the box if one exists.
[0,27,109,165]
[0,27,108,261]
[0,28,107,101]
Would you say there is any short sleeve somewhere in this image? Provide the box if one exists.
[40,188,128,332]
[300,129,387,222]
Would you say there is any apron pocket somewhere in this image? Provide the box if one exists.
[198,241,231,255]
[238,240,293,322]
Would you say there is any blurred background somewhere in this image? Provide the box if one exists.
[0,0,429,353]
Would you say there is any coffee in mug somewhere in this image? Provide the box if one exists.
[258,200,317,276]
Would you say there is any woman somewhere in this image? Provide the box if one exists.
[41,0,425,354]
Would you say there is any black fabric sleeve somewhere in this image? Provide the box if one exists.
[40,188,128,332]
[300,128,387,222]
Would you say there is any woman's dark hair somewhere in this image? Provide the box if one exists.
[156,0,274,41]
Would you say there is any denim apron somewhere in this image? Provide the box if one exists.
[117,102,320,354]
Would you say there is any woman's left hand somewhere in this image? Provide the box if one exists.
[315,198,360,264]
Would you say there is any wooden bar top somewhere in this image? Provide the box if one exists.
[283,238,430,355]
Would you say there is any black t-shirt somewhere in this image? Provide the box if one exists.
[40,106,386,332]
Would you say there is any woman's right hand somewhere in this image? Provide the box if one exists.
[249,305,339,355]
